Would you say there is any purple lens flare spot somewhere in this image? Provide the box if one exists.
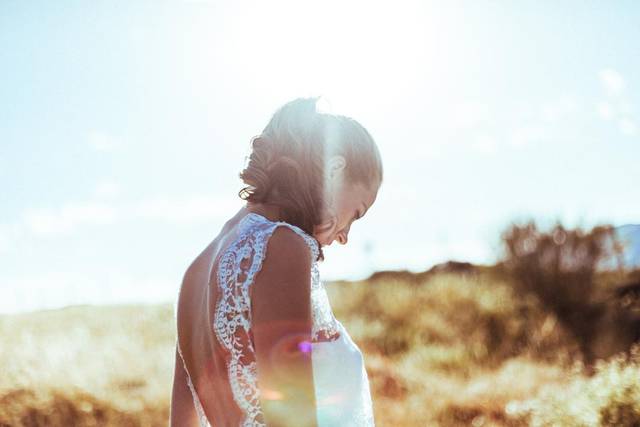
[298,340,312,353]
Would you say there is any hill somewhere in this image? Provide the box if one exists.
[1,271,639,426]
[617,224,640,269]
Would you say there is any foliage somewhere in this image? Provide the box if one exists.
[1,270,638,426]
[500,221,625,363]
[509,344,640,427]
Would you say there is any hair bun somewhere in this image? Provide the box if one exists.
[238,96,383,263]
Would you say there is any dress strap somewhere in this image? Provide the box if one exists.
[241,212,320,262]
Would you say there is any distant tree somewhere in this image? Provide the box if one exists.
[500,221,624,366]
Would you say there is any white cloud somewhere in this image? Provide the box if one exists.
[17,194,242,238]
[88,131,118,152]
[131,195,241,223]
[0,271,178,314]
[471,134,497,154]
[597,102,614,120]
[24,202,117,236]
[616,99,634,115]
[94,179,120,198]
[596,69,637,137]
[510,125,545,148]
[541,96,577,122]
[0,223,24,253]
[450,101,492,129]
[0,193,242,256]
[619,118,637,136]
[599,68,625,96]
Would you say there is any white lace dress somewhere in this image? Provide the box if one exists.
[176,212,375,427]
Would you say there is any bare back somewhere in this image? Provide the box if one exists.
[171,205,374,427]
[172,206,324,426]
[174,207,249,425]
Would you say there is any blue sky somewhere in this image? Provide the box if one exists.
[1,1,639,313]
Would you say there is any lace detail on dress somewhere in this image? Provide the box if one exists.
[212,212,338,426]
[176,212,374,426]
[310,261,341,342]
[213,216,270,427]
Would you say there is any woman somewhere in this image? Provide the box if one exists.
[170,97,383,427]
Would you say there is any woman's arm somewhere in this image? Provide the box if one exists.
[169,345,200,427]
[251,226,318,427]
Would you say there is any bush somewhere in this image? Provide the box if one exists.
[500,221,623,365]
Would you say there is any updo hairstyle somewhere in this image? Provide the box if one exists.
[238,97,383,260]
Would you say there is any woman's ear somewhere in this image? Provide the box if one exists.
[327,155,346,180]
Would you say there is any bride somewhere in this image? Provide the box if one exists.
[170,97,383,426]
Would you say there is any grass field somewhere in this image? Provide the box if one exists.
[1,270,639,426]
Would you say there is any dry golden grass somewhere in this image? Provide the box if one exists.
[1,271,638,426]
[508,347,640,427]
[326,272,576,426]
[0,305,174,426]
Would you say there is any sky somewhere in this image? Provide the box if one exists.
[1,0,639,313]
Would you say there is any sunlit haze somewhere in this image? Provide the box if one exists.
[2,1,639,313]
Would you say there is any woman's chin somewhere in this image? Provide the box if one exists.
[312,232,333,247]
[319,238,334,248]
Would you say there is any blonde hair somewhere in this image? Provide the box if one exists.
[238,97,383,258]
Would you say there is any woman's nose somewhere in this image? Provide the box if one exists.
[336,231,348,245]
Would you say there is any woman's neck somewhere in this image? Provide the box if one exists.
[244,201,284,223]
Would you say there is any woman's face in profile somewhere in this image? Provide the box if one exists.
[313,181,378,247]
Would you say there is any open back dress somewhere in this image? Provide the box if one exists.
[174,211,375,426]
